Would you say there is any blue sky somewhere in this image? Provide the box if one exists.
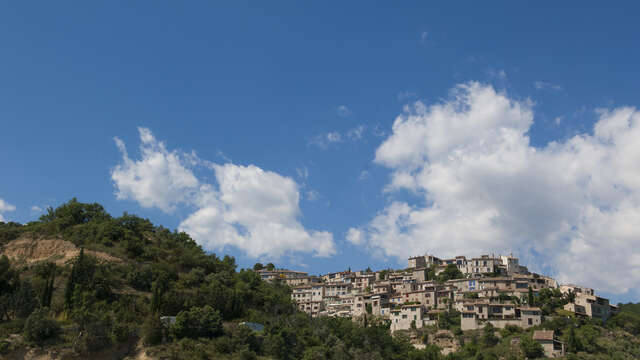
[1,2,640,303]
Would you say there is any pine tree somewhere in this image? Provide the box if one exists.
[65,248,85,309]
[567,326,581,353]
[40,263,56,308]
[528,286,535,306]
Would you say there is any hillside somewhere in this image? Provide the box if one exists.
[0,199,639,359]
[1,236,124,266]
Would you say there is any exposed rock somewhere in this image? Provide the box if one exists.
[0,236,124,266]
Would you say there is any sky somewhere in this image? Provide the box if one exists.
[1,2,640,303]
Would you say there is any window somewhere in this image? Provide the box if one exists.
[402,315,407,319]
[528,318,532,325]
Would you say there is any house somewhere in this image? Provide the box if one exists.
[408,255,427,269]
[352,294,372,317]
[390,304,424,332]
[533,330,565,358]
[258,269,309,282]
[465,255,499,275]
[371,293,390,316]
[563,293,611,321]
[560,284,611,320]
[460,300,541,330]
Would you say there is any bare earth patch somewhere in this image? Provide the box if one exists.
[0,236,124,265]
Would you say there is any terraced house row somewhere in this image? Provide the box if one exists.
[259,253,618,333]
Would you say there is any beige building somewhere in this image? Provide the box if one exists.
[563,293,611,321]
[460,300,541,330]
[259,269,309,282]
[408,256,427,269]
[390,304,424,332]
[533,330,565,358]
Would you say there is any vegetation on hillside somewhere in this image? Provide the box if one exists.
[1,198,640,359]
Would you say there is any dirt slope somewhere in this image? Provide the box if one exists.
[0,236,124,265]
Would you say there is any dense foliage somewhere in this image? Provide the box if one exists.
[1,198,640,359]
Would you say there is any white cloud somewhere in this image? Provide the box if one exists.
[308,126,367,149]
[346,227,364,245]
[0,198,15,222]
[306,190,320,202]
[555,116,563,125]
[347,125,365,141]
[356,82,640,295]
[420,31,429,42]
[337,105,351,117]
[327,132,342,142]
[111,128,199,212]
[358,170,370,181]
[30,205,43,213]
[487,68,508,80]
[534,81,563,91]
[112,128,335,259]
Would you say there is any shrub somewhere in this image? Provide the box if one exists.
[232,348,258,360]
[171,305,223,339]
[520,335,544,358]
[23,308,60,342]
[141,315,164,346]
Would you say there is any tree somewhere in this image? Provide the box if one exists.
[12,281,38,319]
[24,308,60,342]
[265,263,275,271]
[35,262,57,308]
[566,325,581,353]
[142,314,165,346]
[253,263,264,271]
[520,335,544,358]
[528,286,535,306]
[171,305,223,339]
[436,264,463,283]
[481,323,499,347]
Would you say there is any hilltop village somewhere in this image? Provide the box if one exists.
[260,253,616,354]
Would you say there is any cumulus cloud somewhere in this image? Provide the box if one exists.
[111,128,335,259]
[355,82,640,295]
[0,198,16,222]
[111,129,199,212]
[346,228,364,245]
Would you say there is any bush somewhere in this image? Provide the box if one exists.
[72,314,112,353]
[520,335,544,358]
[23,308,60,342]
[171,305,223,339]
[232,348,258,360]
[141,315,164,346]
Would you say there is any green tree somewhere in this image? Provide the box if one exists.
[528,286,535,306]
[35,262,57,308]
[23,308,60,342]
[566,325,581,353]
[171,305,223,339]
[142,314,165,346]
[520,335,544,358]
[481,323,499,347]
[12,281,38,319]
[436,264,463,283]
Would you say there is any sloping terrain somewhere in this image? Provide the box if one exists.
[0,236,124,265]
